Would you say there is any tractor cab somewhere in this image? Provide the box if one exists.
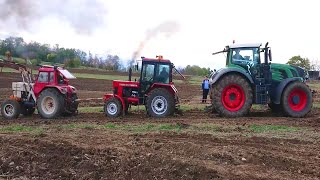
[224,43,272,81]
[34,65,77,97]
[139,56,173,93]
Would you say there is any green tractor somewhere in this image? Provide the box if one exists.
[210,42,312,117]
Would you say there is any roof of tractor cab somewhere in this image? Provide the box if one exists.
[38,66,76,79]
[142,57,171,63]
[39,67,54,72]
[228,43,262,48]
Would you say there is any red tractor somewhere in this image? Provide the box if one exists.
[0,59,78,119]
[103,56,181,118]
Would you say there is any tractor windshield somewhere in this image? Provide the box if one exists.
[141,64,155,82]
[231,47,260,65]
[59,69,76,79]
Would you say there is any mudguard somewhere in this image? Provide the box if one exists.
[210,68,254,84]
[270,77,303,104]
[103,93,126,111]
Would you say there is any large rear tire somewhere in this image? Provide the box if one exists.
[212,74,253,117]
[281,82,312,117]
[146,88,175,118]
[1,99,21,119]
[37,89,64,119]
[104,97,122,118]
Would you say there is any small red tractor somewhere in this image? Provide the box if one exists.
[103,56,181,118]
[0,59,78,119]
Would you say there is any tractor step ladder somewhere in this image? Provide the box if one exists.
[254,78,270,104]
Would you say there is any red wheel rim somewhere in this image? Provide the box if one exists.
[221,84,245,111]
[288,88,307,111]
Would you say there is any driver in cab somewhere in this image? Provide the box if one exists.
[233,50,244,60]
[158,67,169,83]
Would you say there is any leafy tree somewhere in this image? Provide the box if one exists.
[184,65,211,76]
[287,55,311,70]
[47,53,57,63]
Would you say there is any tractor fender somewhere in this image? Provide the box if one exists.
[40,86,68,95]
[103,93,126,111]
[148,83,177,95]
[210,68,254,85]
[271,77,303,104]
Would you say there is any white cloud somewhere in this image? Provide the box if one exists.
[1,0,319,68]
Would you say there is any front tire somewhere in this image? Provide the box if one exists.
[37,89,64,119]
[1,99,21,119]
[104,97,122,118]
[212,74,253,117]
[146,88,175,118]
[281,82,312,117]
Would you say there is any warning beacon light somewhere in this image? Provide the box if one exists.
[156,55,163,60]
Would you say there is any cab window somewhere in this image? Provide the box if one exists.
[142,64,155,82]
[37,72,49,83]
[156,64,170,84]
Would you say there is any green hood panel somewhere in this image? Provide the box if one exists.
[270,63,304,82]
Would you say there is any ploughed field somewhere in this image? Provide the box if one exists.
[0,70,320,179]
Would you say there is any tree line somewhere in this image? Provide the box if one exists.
[0,36,124,70]
[0,36,212,76]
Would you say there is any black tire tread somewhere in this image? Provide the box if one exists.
[146,88,175,118]
[281,82,312,118]
[1,99,21,119]
[212,74,253,117]
[37,88,64,119]
[21,106,35,116]
[104,97,122,118]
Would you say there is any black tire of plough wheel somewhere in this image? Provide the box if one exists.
[104,97,122,118]
[212,74,253,117]
[63,94,79,117]
[21,106,35,116]
[1,99,21,119]
[268,102,282,113]
[146,88,175,118]
[281,82,312,118]
[124,102,129,115]
[37,89,64,119]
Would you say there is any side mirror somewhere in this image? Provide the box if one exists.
[268,49,272,62]
[135,63,139,71]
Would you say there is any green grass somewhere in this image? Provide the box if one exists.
[313,102,320,109]
[188,76,204,85]
[56,122,183,133]
[78,104,206,114]
[0,125,44,134]
[78,106,104,113]
[249,124,300,133]
[60,123,98,129]
[73,73,138,81]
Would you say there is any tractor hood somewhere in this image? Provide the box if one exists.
[271,63,307,79]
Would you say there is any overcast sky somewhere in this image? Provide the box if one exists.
[0,0,319,69]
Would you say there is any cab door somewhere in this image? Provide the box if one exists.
[33,71,54,96]
[140,63,155,93]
